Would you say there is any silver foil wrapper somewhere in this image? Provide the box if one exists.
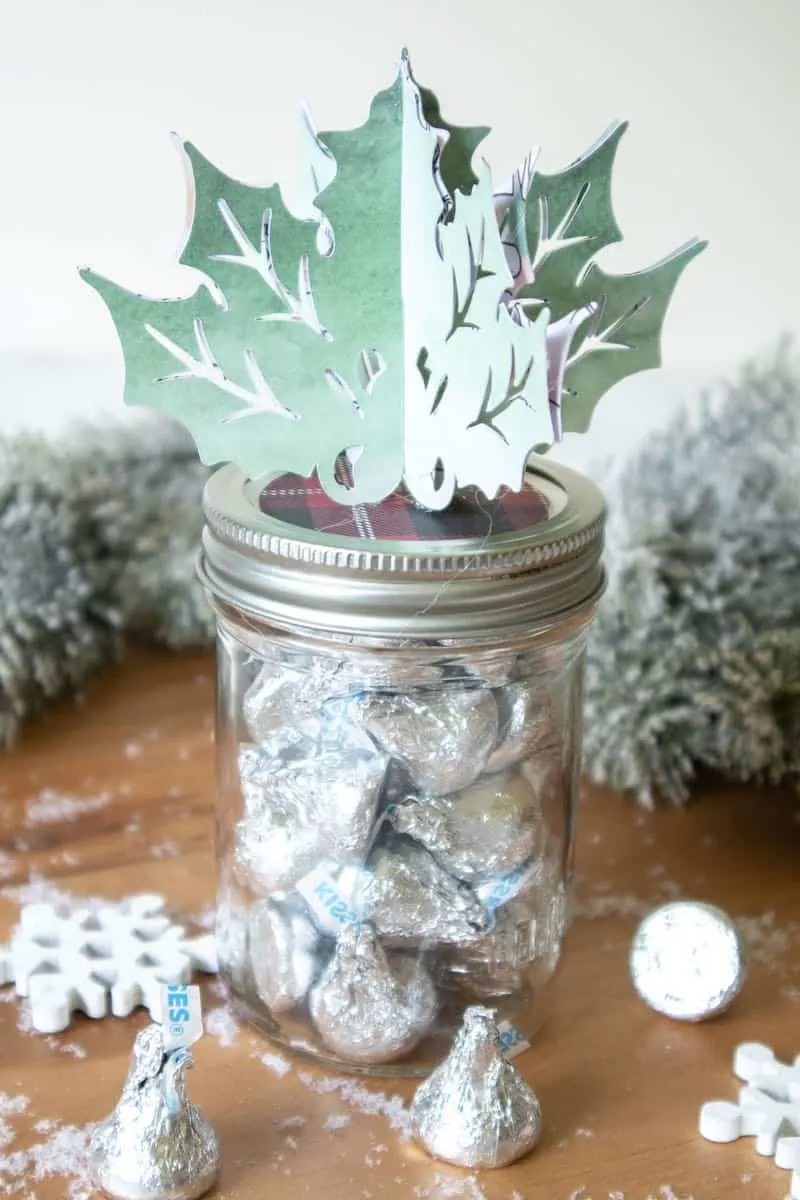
[630,900,747,1021]
[90,1024,219,1200]
[363,836,491,945]
[355,687,498,794]
[441,864,567,998]
[244,655,444,743]
[249,895,320,1013]
[389,771,540,883]
[309,923,437,1063]
[234,722,386,894]
[410,1005,541,1168]
[485,682,555,775]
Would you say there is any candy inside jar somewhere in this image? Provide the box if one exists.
[202,461,605,1075]
[212,633,588,1074]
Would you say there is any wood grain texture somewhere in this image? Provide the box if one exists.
[0,647,798,1200]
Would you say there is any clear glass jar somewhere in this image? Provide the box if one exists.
[200,461,605,1075]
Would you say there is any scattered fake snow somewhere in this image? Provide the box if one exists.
[414,1173,488,1198]
[25,790,110,827]
[297,1070,411,1136]
[323,1114,351,1132]
[260,1052,292,1078]
[0,1119,95,1198]
[204,1005,240,1049]
[0,1100,27,1120]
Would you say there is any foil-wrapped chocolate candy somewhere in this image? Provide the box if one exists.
[249,895,320,1013]
[90,1024,219,1200]
[244,654,445,744]
[355,687,498,794]
[486,681,555,775]
[389,771,540,883]
[309,923,437,1063]
[630,900,747,1021]
[410,1005,542,1168]
[364,836,491,945]
[243,656,347,743]
[234,723,387,894]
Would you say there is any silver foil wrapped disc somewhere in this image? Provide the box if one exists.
[389,771,540,882]
[249,895,319,1013]
[486,682,555,775]
[355,687,498,794]
[410,1005,542,1168]
[234,723,386,894]
[309,923,437,1063]
[364,836,491,945]
[90,1024,219,1200]
[630,900,747,1021]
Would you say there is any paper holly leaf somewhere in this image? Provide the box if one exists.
[82,50,704,509]
[502,124,707,442]
[515,123,627,322]
[82,54,550,509]
[560,240,706,432]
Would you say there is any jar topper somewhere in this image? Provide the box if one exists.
[82,49,705,510]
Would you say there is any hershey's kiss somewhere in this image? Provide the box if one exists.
[486,681,556,775]
[389,771,540,883]
[630,900,746,1021]
[355,687,498,794]
[365,836,491,945]
[242,656,352,743]
[244,656,444,744]
[309,923,437,1064]
[410,1005,542,1168]
[90,1024,219,1200]
[234,726,386,894]
[249,895,320,1014]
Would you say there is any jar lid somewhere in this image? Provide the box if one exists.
[199,460,605,642]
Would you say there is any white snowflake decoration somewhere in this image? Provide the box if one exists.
[699,1041,800,1198]
[0,893,217,1034]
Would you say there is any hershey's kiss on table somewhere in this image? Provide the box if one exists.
[91,985,219,1200]
[83,47,705,1075]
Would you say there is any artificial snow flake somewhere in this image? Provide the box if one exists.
[0,893,217,1034]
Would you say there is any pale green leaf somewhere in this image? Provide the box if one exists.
[518,122,627,322]
[562,238,708,433]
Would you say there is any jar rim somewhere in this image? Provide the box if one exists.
[199,459,605,642]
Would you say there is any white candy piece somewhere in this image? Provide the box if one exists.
[0,895,217,1034]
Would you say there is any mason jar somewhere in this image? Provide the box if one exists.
[198,460,605,1075]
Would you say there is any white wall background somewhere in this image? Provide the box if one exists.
[1,0,798,468]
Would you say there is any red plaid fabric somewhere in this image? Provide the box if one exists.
[259,473,550,542]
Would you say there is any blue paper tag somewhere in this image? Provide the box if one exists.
[296,863,363,934]
[496,1020,530,1058]
[476,857,538,914]
[161,984,203,1052]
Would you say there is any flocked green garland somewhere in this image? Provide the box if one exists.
[1,348,798,804]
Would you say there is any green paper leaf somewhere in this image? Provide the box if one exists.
[518,122,627,322]
[404,169,550,506]
[561,238,708,433]
[82,57,550,508]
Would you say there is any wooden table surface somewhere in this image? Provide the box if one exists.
[0,648,798,1200]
